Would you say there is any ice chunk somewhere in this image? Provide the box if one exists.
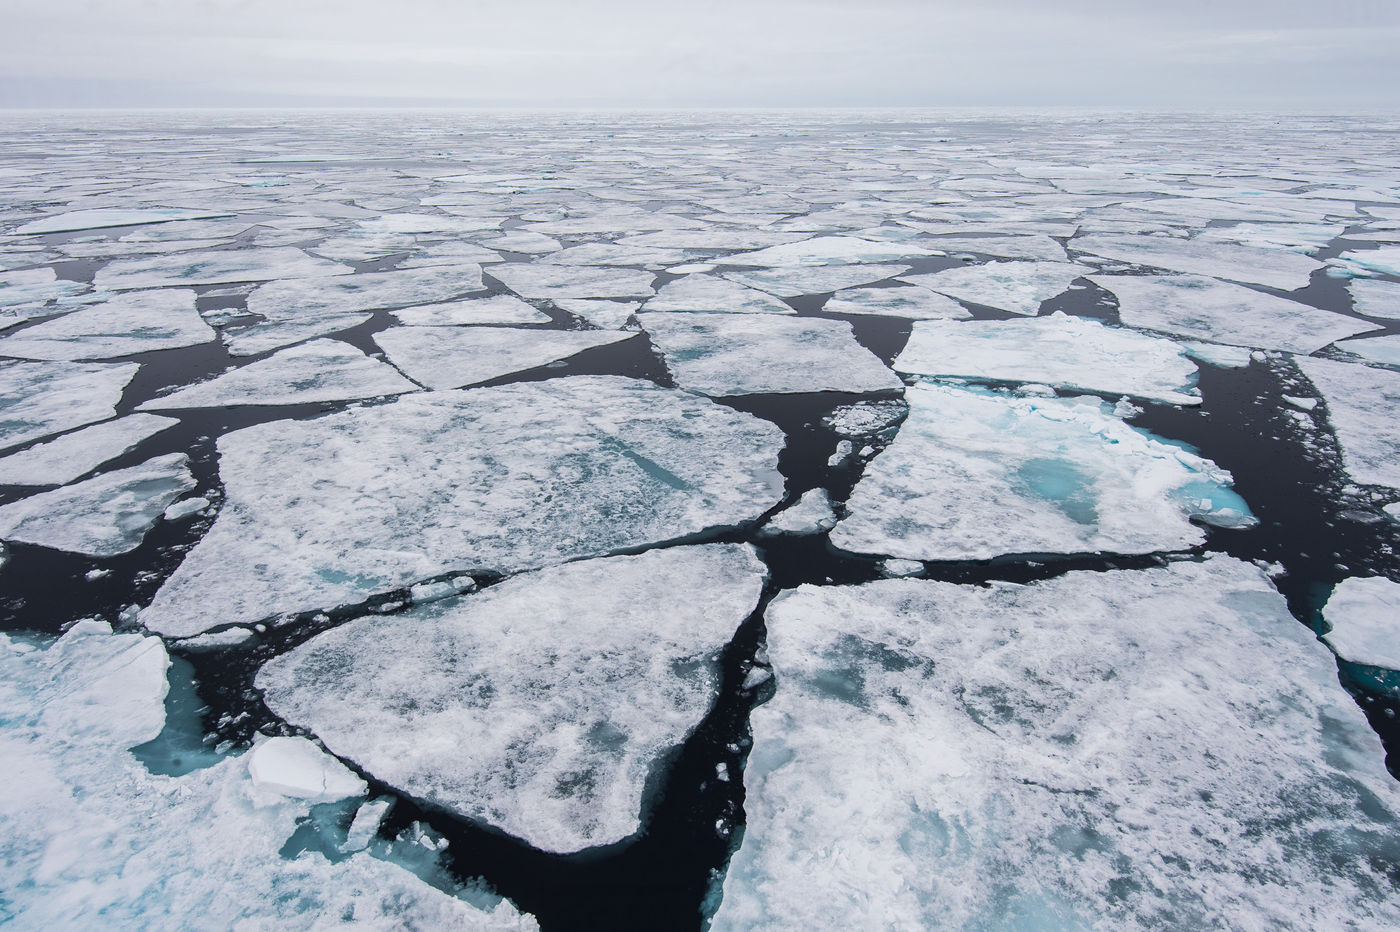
[1071,233,1323,290]
[642,275,795,315]
[1349,279,1400,320]
[714,557,1400,930]
[894,313,1201,405]
[1334,246,1400,278]
[94,247,351,289]
[759,489,838,537]
[163,496,210,521]
[553,299,642,330]
[1296,356,1400,488]
[257,544,766,853]
[1322,576,1400,670]
[926,234,1067,261]
[0,289,213,360]
[1183,340,1254,368]
[1091,273,1372,354]
[246,736,366,803]
[140,339,417,409]
[0,623,537,929]
[639,312,903,396]
[13,208,230,235]
[372,326,632,390]
[722,235,937,267]
[489,264,656,300]
[822,399,907,438]
[139,377,783,636]
[0,360,138,452]
[0,413,177,486]
[343,798,393,853]
[392,295,551,326]
[899,261,1090,316]
[822,285,970,320]
[723,264,908,297]
[831,382,1252,561]
[0,452,194,556]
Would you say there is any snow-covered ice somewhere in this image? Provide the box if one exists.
[758,489,838,537]
[1336,333,1400,368]
[0,289,214,360]
[554,299,642,330]
[0,268,95,326]
[372,326,632,390]
[642,275,795,315]
[0,360,138,452]
[721,235,937,267]
[723,264,908,297]
[1071,233,1324,291]
[1296,356,1400,488]
[1349,279,1400,320]
[391,294,551,326]
[0,413,177,486]
[1322,576,1400,670]
[94,247,351,290]
[898,261,1090,316]
[1334,246,1400,278]
[13,207,230,235]
[822,285,971,320]
[489,264,656,300]
[246,735,367,803]
[926,234,1067,261]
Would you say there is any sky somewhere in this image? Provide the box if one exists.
[1,0,1398,109]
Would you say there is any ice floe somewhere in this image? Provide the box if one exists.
[0,268,95,326]
[391,294,551,326]
[0,413,177,486]
[721,235,937,267]
[554,299,642,330]
[1334,246,1400,278]
[723,264,908,297]
[372,326,632,390]
[13,207,230,235]
[490,264,656,300]
[1071,233,1323,291]
[1349,279,1400,320]
[258,544,766,853]
[714,557,1400,930]
[0,360,138,452]
[1336,334,1400,368]
[95,247,351,290]
[1322,576,1400,670]
[925,234,1067,261]
[898,261,1089,316]
[245,736,366,803]
[642,275,795,315]
[822,285,970,320]
[0,289,214,360]
[1296,356,1400,488]
[758,489,838,537]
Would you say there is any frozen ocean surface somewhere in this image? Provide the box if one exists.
[2,110,1400,930]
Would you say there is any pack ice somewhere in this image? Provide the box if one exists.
[642,275,795,315]
[0,360,137,452]
[713,557,1400,930]
[489,264,656,300]
[721,235,938,267]
[372,326,632,390]
[0,289,214,360]
[1296,356,1400,488]
[94,247,351,290]
[831,382,1252,562]
[139,376,784,637]
[258,544,766,854]
[1071,233,1323,291]
[898,261,1090,316]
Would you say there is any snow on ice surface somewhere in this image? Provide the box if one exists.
[245,736,366,803]
[1070,233,1323,291]
[641,275,795,315]
[822,285,971,320]
[258,544,766,854]
[0,268,94,326]
[489,263,656,300]
[554,299,642,330]
[722,264,909,297]
[721,235,938,267]
[0,359,137,452]
[0,622,538,930]
[1296,356,1400,489]
[1349,278,1400,320]
[898,261,1090,316]
[713,557,1400,931]
[94,247,351,290]
[0,289,214,360]
[831,382,1252,562]
[0,413,177,486]
[758,488,838,537]
[1091,273,1373,354]
[139,339,418,409]
[140,376,784,637]
[391,294,551,326]
[1335,246,1400,278]
[925,234,1068,261]
[12,207,231,234]
[1336,333,1400,368]
[893,312,1201,405]
[372,326,631,390]
[1323,576,1400,670]
[0,452,194,556]
[639,312,903,396]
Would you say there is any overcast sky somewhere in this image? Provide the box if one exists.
[2,0,1398,109]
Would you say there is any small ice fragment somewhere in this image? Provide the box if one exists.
[742,666,773,691]
[828,440,855,467]
[342,798,394,853]
[1283,395,1318,411]
[163,496,210,521]
[879,558,925,577]
[372,326,631,391]
[759,489,838,537]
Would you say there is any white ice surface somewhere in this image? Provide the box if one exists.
[1322,575,1400,670]
[926,234,1067,261]
[13,208,229,234]
[94,247,351,289]
[639,312,902,396]
[1349,279,1400,320]
[553,299,642,330]
[1071,233,1323,290]
[1296,356,1400,488]
[391,295,551,326]
[140,376,784,636]
[714,557,1400,931]
[831,382,1252,561]
[642,275,795,315]
[246,736,367,803]
[1335,246,1400,277]
[372,326,631,390]
[1336,334,1400,368]
[489,264,656,300]
[899,261,1090,316]
[0,413,177,486]
[722,235,937,267]
[0,268,94,326]
[759,488,838,537]
[0,289,214,360]
[822,285,970,320]
[0,452,194,556]
[0,360,138,452]
[894,312,1201,405]
[723,264,908,297]
[258,544,765,854]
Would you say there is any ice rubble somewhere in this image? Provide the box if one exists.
[639,312,903,396]
[893,313,1201,405]
[391,294,551,326]
[0,413,177,486]
[822,285,970,320]
[1322,576,1400,670]
[1070,233,1323,291]
[1296,356,1400,488]
[822,399,907,438]
[898,261,1090,316]
[139,376,784,637]
[139,339,418,409]
[722,264,908,297]
[1350,279,1400,320]
[642,275,795,315]
[713,557,1400,931]
[258,544,766,854]
[13,208,230,235]
[489,264,656,300]
[721,235,938,267]
[246,736,366,803]
[0,360,138,452]
[0,289,214,360]
[1090,273,1373,355]
[94,247,351,290]
[0,453,194,556]
[758,489,838,537]
[830,382,1252,562]
[0,622,537,930]
[372,326,632,390]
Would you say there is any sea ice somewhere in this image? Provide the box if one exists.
[0,413,177,486]
[553,299,642,330]
[639,312,903,396]
[1322,576,1400,670]
[893,312,1200,405]
[541,243,690,267]
[139,339,418,409]
[372,326,632,390]
[822,399,907,438]
[1334,246,1400,278]
[714,557,1400,930]
[831,382,1252,561]
[1335,333,1400,368]
[246,736,367,803]
[1296,356,1400,488]
[925,234,1067,261]
[480,231,562,255]
[94,247,351,289]
[721,235,937,267]
[257,544,766,854]
[13,207,230,235]
[0,452,194,556]
[1071,233,1323,290]
[642,275,795,315]
[0,360,138,452]
[822,285,970,320]
[490,264,656,300]
[0,268,93,325]
[1349,278,1400,320]
[391,295,551,326]
[0,289,214,360]
[898,261,1090,316]
[758,489,838,537]
[139,376,784,636]
[723,264,908,297]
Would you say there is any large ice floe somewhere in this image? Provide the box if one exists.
[0,359,138,452]
[1296,356,1400,488]
[139,376,783,636]
[893,312,1200,405]
[94,247,351,289]
[898,261,1090,316]
[0,413,177,486]
[639,312,902,396]
[489,263,656,300]
[0,453,194,556]
[258,544,766,853]
[0,289,214,360]
[1349,278,1400,320]
[139,339,418,408]
[1322,575,1400,670]
[641,275,795,315]
[0,622,537,929]
[1071,233,1324,290]
[722,264,908,297]
[822,284,971,320]
[830,382,1252,562]
[372,326,632,390]
[720,235,938,267]
[713,557,1400,930]
[1090,273,1373,354]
